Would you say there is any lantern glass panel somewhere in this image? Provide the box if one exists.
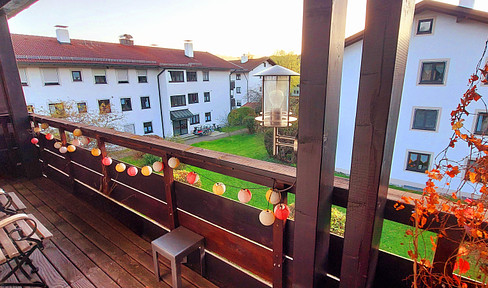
[263,76,289,127]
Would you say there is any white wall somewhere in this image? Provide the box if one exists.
[21,66,163,136]
[159,69,230,137]
[230,60,272,107]
[338,12,488,191]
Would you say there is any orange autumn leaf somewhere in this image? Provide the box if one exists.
[430,236,437,251]
[469,171,478,183]
[452,192,457,199]
[401,196,412,204]
[446,166,460,178]
[442,203,450,212]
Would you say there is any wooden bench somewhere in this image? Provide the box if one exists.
[0,188,26,217]
[0,213,53,287]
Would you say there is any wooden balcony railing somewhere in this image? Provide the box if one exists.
[25,113,471,288]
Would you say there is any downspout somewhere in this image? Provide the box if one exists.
[229,69,237,111]
[244,72,249,104]
[157,68,166,138]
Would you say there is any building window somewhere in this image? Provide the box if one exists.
[143,122,153,134]
[120,98,132,111]
[203,71,209,81]
[169,71,184,82]
[98,99,111,114]
[137,70,148,83]
[236,74,241,80]
[237,100,242,107]
[93,69,107,84]
[72,71,82,82]
[204,92,210,102]
[475,113,488,135]
[124,124,135,134]
[187,71,197,82]
[26,105,34,113]
[406,152,431,173]
[236,87,241,94]
[205,112,211,122]
[412,109,438,131]
[171,95,186,107]
[263,62,267,67]
[77,102,87,113]
[116,69,129,84]
[48,103,65,116]
[188,93,199,104]
[417,18,433,35]
[190,114,200,125]
[41,68,59,86]
[140,96,151,109]
[419,61,446,84]
[19,68,28,86]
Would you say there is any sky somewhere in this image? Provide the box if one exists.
[7,0,488,58]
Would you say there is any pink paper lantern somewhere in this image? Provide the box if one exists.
[45,133,54,140]
[102,157,112,166]
[127,166,138,176]
[31,138,39,145]
[238,189,252,203]
[186,172,199,184]
[274,204,290,220]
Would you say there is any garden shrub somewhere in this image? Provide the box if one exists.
[173,170,202,187]
[243,116,257,134]
[227,107,256,126]
[142,154,161,166]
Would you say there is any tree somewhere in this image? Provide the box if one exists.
[271,50,301,89]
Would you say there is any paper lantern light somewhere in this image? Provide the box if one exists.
[80,137,90,145]
[127,166,138,176]
[141,166,153,176]
[152,161,164,172]
[259,209,275,226]
[265,189,281,205]
[102,157,112,166]
[274,204,290,220]
[91,148,101,157]
[186,172,199,184]
[238,189,252,203]
[73,129,83,137]
[115,163,126,173]
[168,157,180,169]
[72,139,81,147]
[59,146,68,154]
[213,182,226,195]
[40,123,49,130]
[67,145,76,153]
[53,142,62,149]
[45,133,54,140]
[31,138,39,145]
[33,127,41,133]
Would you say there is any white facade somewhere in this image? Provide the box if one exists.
[230,58,273,108]
[337,9,488,191]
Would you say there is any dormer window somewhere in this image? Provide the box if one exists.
[417,18,434,35]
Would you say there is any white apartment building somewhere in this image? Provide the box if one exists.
[229,55,275,108]
[337,0,488,191]
[13,30,234,138]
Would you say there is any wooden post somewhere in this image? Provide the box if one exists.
[162,153,178,230]
[272,184,287,288]
[0,13,41,178]
[293,0,348,287]
[339,1,415,287]
[59,128,75,191]
[96,136,110,195]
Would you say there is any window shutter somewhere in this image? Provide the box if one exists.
[41,68,59,84]
[116,69,129,82]
[93,69,106,76]
[19,68,28,84]
[137,70,147,76]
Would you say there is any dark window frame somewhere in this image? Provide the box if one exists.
[417,18,434,35]
[236,74,241,80]
[120,98,132,112]
[412,108,439,131]
[236,87,241,94]
[77,102,87,113]
[188,93,199,104]
[204,92,210,102]
[419,61,446,85]
[95,75,107,84]
[205,112,211,122]
[170,95,186,107]
[98,99,112,114]
[143,121,153,134]
[203,71,209,81]
[72,70,82,82]
[169,71,184,83]
[137,70,148,83]
[406,151,431,173]
[190,114,200,125]
[237,100,242,107]
[475,112,488,135]
[48,103,65,116]
[141,96,151,109]
[187,71,197,82]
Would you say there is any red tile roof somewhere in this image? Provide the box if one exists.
[229,57,276,72]
[11,34,236,70]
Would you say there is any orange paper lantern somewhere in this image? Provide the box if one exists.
[91,148,101,157]
[212,182,226,195]
[67,145,76,152]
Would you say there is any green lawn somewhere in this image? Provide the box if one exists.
[220,125,246,133]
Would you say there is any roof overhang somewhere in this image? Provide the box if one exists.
[1,0,37,19]
[170,109,194,120]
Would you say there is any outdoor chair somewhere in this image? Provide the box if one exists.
[0,213,53,287]
[0,189,26,217]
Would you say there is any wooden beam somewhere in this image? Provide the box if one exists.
[339,1,415,287]
[292,0,348,287]
[0,12,40,178]
[162,153,178,230]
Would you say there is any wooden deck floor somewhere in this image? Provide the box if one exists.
[0,176,218,288]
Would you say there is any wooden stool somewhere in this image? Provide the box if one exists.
[151,227,205,288]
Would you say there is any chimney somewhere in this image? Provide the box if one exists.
[241,54,248,64]
[119,34,134,46]
[459,0,475,8]
[184,40,194,58]
[55,25,70,44]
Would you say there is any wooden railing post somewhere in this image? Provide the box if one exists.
[272,183,287,288]
[59,128,75,191]
[432,229,463,277]
[96,136,110,195]
[339,1,415,287]
[162,153,178,230]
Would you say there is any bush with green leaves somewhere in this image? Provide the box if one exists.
[227,107,256,126]
[263,122,298,163]
[243,116,257,134]
[142,154,161,167]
